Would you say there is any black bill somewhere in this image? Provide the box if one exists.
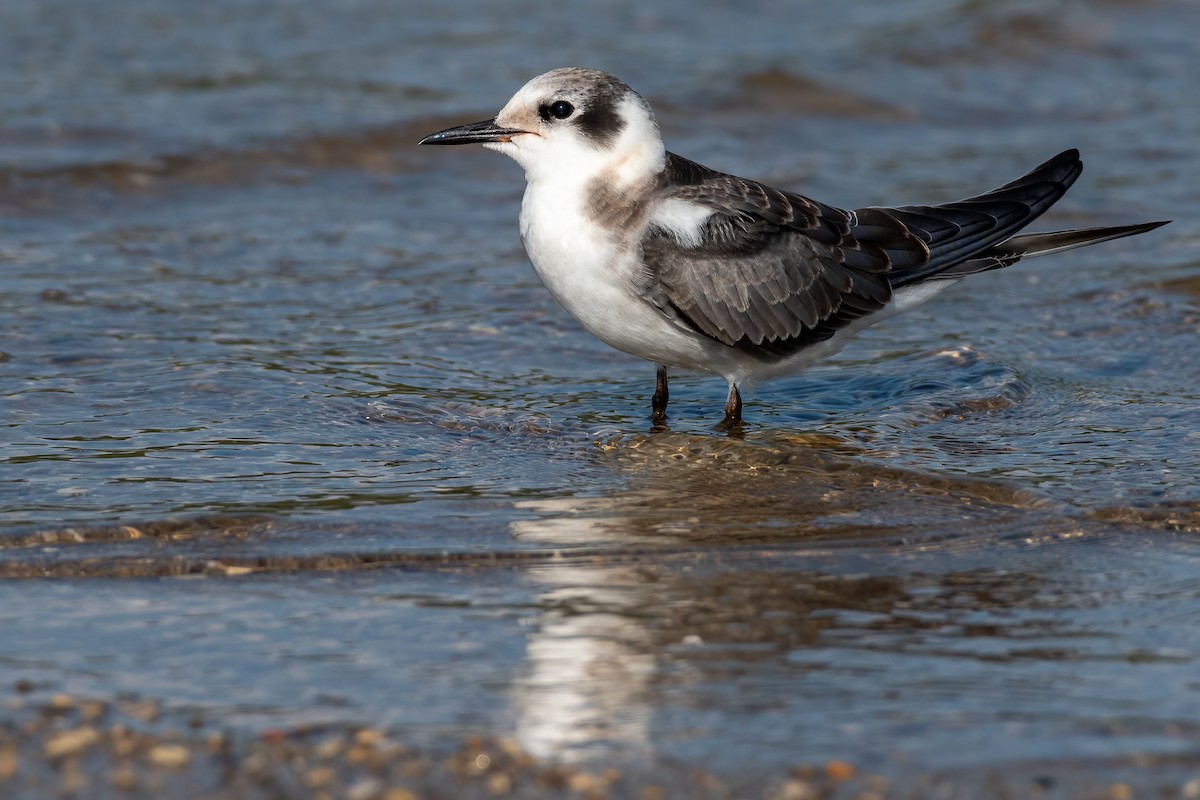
[418,119,526,146]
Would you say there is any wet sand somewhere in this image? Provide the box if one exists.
[4,685,1200,799]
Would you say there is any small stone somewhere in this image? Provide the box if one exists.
[50,693,75,710]
[346,777,384,800]
[1182,778,1200,800]
[487,771,513,795]
[147,744,190,769]
[315,735,344,760]
[240,751,270,777]
[567,771,606,794]
[109,726,138,759]
[80,701,107,723]
[383,790,418,800]
[772,779,816,800]
[354,728,384,748]
[305,766,337,789]
[495,737,525,759]
[398,757,430,778]
[111,764,138,791]
[378,743,409,762]
[1108,784,1133,800]
[0,745,17,780]
[44,727,99,759]
[825,760,855,780]
[61,759,86,793]
[123,700,159,724]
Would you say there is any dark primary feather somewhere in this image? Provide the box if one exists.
[881,149,1082,286]
[644,149,1159,362]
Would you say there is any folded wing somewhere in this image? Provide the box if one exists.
[644,149,1143,360]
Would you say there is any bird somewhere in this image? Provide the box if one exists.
[419,67,1169,429]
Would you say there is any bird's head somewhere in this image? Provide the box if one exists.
[420,68,666,186]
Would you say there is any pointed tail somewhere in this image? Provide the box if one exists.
[934,219,1171,279]
[989,221,1171,259]
[875,148,1171,285]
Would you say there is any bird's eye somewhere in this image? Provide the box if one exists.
[540,100,575,121]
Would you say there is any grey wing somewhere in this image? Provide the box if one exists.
[645,154,929,360]
[645,150,1086,359]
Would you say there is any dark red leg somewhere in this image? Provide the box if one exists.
[719,383,743,429]
[651,365,669,425]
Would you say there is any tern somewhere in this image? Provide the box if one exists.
[420,67,1168,428]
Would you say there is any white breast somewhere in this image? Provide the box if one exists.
[518,183,717,371]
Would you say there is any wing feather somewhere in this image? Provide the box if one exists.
[645,154,910,358]
[643,150,1090,360]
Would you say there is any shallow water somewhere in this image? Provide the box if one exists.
[2,0,1200,789]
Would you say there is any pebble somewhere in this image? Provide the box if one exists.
[122,700,159,724]
[567,771,607,794]
[771,778,817,800]
[0,745,17,780]
[346,776,384,800]
[60,759,86,793]
[487,771,513,795]
[306,765,337,789]
[80,701,108,723]
[50,693,76,710]
[146,744,190,769]
[43,727,99,759]
[315,735,345,760]
[109,725,139,758]
[1107,784,1133,800]
[354,728,385,748]
[110,763,138,791]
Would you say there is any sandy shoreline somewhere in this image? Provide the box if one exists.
[3,686,1197,800]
